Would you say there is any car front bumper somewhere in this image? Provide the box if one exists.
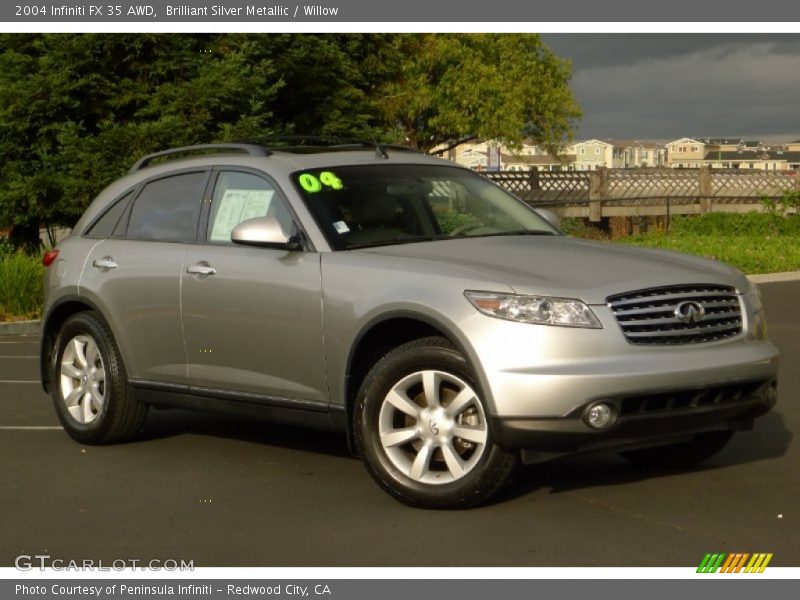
[460,308,779,460]
[491,377,777,462]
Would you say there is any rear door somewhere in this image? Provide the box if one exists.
[80,169,209,384]
[180,169,328,403]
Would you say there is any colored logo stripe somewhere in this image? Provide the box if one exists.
[697,553,773,573]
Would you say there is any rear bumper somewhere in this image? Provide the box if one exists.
[491,377,777,463]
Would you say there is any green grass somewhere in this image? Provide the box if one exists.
[0,251,44,321]
[568,213,800,275]
[0,213,796,321]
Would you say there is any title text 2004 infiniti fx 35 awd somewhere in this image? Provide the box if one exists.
[40,142,779,508]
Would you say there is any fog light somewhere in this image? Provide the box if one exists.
[585,402,616,430]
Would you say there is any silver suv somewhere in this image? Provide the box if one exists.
[41,142,779,508]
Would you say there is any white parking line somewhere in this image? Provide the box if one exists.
[0,426,62,430]
[0,355,37,358]
[0,380,40,384]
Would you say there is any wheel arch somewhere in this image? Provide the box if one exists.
[342,310,493,451]
[40,295,116,393]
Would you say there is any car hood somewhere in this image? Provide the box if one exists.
[360,236,747,304]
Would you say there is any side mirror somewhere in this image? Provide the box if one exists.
[536,208,561,230]
[231,217,301,250]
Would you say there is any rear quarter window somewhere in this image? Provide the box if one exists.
[84,190,134,238]
[125,171,208,242]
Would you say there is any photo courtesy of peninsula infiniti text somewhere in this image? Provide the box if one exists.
[39,141,779,508]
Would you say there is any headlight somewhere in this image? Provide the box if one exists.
[465,291,602,329]
[743,279,767,340]
[744,279,763,313]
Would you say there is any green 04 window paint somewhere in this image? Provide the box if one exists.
[298,171,344,193]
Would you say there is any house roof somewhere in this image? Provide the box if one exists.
[700,138,760,146]
[608,140,663,149]
[704,150,800,162]
[568,139,612,147]
[666,137,703,146]
[501,152,574,165]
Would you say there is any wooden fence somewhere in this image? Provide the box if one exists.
[484,168,800,222]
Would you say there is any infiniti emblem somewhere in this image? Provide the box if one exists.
[674,301,706,325]
[429,421,440,435]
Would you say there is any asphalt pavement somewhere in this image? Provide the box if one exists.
[1,282,797,567]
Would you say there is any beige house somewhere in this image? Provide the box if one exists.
[665,138,706,167]
[564,140,614,171]
[667,137,766,167]
[611,140,667,168]
[501,152,575,172]
[704,149,800,171]
[700,138,760,152]
[441,139,573,172]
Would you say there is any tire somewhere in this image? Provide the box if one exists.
[354,336,517,509]
[619,431,734,469]
[51,311,148,444]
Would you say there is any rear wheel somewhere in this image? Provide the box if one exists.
[620,431,734,469]
[354,336,516,508]
[52,312,147,444]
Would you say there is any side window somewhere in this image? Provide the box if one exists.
[85,190,134,238]
[427,180,516,234]
[207,171,294,243]
[126,171,207,242]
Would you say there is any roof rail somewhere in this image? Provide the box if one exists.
[128,143,271,173]
[236,136,424,155]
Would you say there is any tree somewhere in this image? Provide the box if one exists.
[0,34,580,248]
[0,34,282,247]
[376,34,581,154]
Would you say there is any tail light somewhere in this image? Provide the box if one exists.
[42,249,59,267]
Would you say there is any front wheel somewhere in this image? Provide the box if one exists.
[354,336,517,509]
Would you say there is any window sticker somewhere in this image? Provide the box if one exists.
[298,173,322,193]
[210,189,274,241]
[298,171,344,193]
[332,220,350,234]
[319,171,344,190]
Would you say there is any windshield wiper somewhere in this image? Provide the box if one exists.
[346,235,444,250]
[466,230,557,239]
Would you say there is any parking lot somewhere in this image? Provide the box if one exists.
[0,281,797,567]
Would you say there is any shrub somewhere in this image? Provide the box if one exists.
[0,252,44,320]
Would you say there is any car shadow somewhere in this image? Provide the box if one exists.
[135,406,792,505]
[492,410,793,505]
[136,407,352,459]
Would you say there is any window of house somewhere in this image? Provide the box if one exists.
[595,147,601,155]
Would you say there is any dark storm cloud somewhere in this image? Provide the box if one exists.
[540,34,800,141]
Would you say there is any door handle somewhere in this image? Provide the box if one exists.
[92,257,118,269]
[187,263,216,276]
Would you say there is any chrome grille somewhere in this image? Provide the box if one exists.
[608,284,743,345]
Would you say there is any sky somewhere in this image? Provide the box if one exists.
[540,34,800,143]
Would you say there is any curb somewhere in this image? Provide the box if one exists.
[0,319,42,336]
[748,271,800,284]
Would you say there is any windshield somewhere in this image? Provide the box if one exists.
[291,164,557,250]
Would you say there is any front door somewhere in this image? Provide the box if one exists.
[180,170,327,403]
